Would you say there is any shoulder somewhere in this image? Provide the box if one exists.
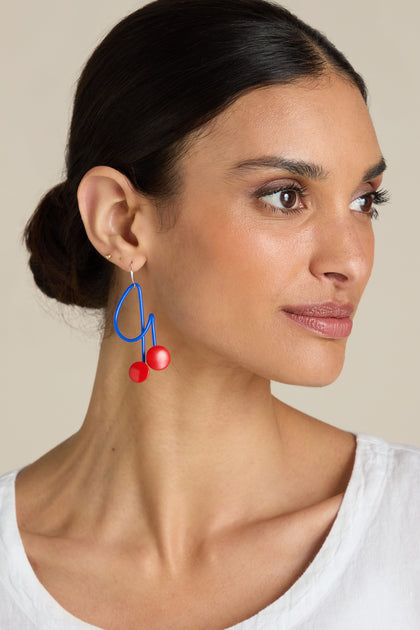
[0,470,18,514]
[0,470,38,626]
[355,433,420,524]
[356,432,420,476]
[0,470,20,547]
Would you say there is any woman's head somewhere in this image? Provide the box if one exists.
[24,0,368,310]
[121,76,384,386]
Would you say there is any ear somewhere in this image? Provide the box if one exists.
[77,166,149,272]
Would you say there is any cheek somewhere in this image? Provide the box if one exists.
[353,225,375,296]
[366,230,375,280]
[148,214,351,385]
[151,209,307,350]
[158,221,259,333]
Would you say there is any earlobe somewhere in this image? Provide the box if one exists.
[77,165,146,271]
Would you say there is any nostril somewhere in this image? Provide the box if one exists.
[324,272,348,282]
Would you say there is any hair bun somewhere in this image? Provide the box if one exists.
[24,181,111,308]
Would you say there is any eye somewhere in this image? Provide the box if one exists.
[350,194,374,214]
[259,184,307,214]
[350,189,390,219]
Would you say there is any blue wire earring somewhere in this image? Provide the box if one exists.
[113,266,171,383]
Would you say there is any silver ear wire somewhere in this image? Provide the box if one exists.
[114,263,171,382]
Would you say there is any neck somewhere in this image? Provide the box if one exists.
[21,334,313,566]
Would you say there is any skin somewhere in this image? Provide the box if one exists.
[16,74,385,630]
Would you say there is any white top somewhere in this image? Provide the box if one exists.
[0,433,419,629]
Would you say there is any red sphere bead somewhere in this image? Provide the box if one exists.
[129,361,149,383]
[146,346,171,371]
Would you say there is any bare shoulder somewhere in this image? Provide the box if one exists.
[272,397,357,502]
[15,436,77,530]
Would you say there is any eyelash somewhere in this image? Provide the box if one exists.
[257,184,390,219]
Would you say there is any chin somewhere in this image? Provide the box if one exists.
[269,342,347,387]
[295,370,343,388]
[272,369,343,388]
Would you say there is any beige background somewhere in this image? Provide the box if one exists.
[1,0,419,474]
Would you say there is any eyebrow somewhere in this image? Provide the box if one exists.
[229,155,387,182]
[229,156,328,179]
[362,156,387,181]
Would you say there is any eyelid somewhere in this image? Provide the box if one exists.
[366,173,384,188]
[256,181,308,214]
[349,188,390,220]
[255,177,307,194]
[255,179,390,216]
[353,187,390,205]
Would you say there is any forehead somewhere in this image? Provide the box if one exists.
[184,74,381,177]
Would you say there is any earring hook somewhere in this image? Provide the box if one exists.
[113,262,171,382]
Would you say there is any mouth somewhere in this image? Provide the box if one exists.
[282,302,354,339]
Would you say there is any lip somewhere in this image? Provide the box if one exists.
[282,302,354,339]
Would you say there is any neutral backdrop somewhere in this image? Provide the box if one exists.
[1,0,419,474]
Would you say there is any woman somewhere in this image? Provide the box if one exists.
[0,0,419,628]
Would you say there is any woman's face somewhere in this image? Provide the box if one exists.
[145,74,385,386]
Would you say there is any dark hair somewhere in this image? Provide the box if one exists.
[24,0,367,308]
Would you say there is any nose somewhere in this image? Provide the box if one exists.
[309,212,374,288]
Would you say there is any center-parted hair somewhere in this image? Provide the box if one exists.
[24,0,367,309]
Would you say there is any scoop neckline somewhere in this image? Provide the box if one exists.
[0,433,389,629]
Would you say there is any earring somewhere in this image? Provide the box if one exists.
[113,266,171,383]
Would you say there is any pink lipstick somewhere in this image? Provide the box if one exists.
[282,302,354,339]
